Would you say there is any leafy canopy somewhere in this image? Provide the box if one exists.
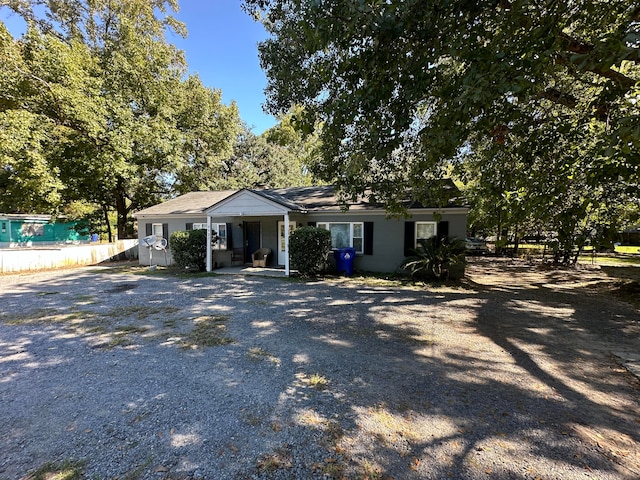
[244,0,639,215]
[1,0,240,239]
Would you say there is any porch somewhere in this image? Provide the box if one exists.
[213,265,291,277]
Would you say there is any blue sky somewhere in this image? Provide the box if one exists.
[0,0,277,133]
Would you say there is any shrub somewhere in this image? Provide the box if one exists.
[401,236,466,281]
[289,226,332,276]
[170,229,208,271]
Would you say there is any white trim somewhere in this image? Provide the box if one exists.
[135,214,209,220]
[415,221,437,247]
[211,223,228,250]
[284,213,290,276]
[308,207,469,216]
[206,216,212,272]
[317,221,364,254]
[278,220,297,266]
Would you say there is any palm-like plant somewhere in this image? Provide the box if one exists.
[401,236,466,281]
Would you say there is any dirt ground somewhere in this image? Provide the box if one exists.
[1,257,639,479]
[462,257,640,477]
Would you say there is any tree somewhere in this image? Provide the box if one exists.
[1,0,240,239]
[172,75,241,194]
[244,0,639,221]
[210,118,317,190]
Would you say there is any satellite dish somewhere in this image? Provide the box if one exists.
[142,235,157,247]
[154,238,168,250]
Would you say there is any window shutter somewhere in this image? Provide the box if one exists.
[226,223,233,249]
[404,221,415,256]
[437,221,449,240]
[364,222,374,255]
[308,221,316,227]
[186,223,193,230]
[145,223,152,236]
[162,224,169,245]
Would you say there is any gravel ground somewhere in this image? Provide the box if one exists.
[1,259,639,479]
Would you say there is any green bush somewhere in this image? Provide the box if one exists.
[170,229,208,271]
[289,226,332,276]
[401,236,466,281]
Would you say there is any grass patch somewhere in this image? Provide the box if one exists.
[106,305,179,320]
[25,460,85,480]
[614,245,640,255]
[246,347,281,365]
[108,336,134,348]
[3,309,96,326]
[114,325,149,334]
[256,446,292,473]
[313,458,346,479]
[74,295,97,305]
[308,373,330,391]
[182,315,233,348]
[577,255,640,266]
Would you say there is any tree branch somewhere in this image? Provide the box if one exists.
[555,52,636,90]
[538,88,578,109]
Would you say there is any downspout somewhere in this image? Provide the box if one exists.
[284,212,290,277]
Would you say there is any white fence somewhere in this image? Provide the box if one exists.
[0,240,138,274]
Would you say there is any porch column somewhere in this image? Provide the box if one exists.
[206,215,212,272]
[284,212,290,277]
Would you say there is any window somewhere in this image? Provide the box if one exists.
[212,223,227,250]
[22,223,44,237]
[415,221,437,247]
[1,222,6,233]
[192,223,207,230]
[152,223,164,239]
[317,222,364,254]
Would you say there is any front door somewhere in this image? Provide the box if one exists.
[278,220,296,265]
[244,222,261,263]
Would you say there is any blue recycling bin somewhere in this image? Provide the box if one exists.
[333,247,356,276]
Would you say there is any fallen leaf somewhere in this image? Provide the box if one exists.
[154,466,168,473]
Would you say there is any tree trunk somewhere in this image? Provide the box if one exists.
[114,178,128,240]
[496,209,503,255]
[102,204,113,243]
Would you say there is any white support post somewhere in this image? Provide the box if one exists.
[284,212,290,277]
[206,215,212,272]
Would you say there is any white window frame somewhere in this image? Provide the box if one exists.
[211,222,228,250]
[415,221,437,247]
[317,222,364,254]
[152,223,164,240]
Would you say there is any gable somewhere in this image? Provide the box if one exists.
[206,189,300,216]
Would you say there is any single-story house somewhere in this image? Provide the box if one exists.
[0,214,89,247]
[133,183,469,276]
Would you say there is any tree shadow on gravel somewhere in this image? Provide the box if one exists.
[1,264,639,479]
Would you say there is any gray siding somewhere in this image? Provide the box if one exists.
[136,210,466,273]
[306,211,467,273]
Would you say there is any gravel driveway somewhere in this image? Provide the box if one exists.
[1,259,639,479]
